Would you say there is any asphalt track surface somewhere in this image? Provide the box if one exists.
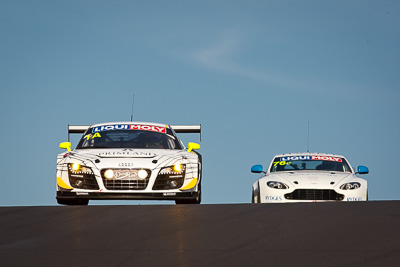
[1,201,400,267]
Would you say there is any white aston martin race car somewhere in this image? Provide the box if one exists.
[251,153,369,203]
[56,122,202,205]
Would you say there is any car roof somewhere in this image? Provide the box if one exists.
[274,152,345,158]
[90,121,169,128]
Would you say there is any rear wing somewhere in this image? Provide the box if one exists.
[171,125,202,141]
[67,124,201,141]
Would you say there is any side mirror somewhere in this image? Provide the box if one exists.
[187,142,200,153]
[59,142,71,151]
[251,165,264,173]
[357,165,369,174]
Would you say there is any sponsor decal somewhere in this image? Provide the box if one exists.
[98,151,157,157]
[265,196,282,201]
[92,124,166,133]
[346,197,362,201]
[163,192,176,196]
[114,170,142,180]
[280,156,342,162]
[311,156,342,162]
[280,156,311,161]
[76,192,89,195]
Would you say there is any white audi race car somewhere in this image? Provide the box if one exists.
[56,122,202,205]
[251,152,369,203]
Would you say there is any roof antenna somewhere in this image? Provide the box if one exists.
[130,94,135,122]
[307,122,310,152]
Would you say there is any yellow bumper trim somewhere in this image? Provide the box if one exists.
[57,177,73,189]
[180,178,198,190]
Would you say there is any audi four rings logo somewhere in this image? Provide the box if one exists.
[119,163,134,167]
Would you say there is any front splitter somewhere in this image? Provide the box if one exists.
[56,191,199,201]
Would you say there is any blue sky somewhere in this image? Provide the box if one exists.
[1,0,399,206]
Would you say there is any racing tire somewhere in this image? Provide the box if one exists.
[175,183,201,205]
[57,198,89,206]
[252,183,261,203]
[252,190,261,203]
[175,196,200,205]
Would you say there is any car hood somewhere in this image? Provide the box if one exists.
[267,171,353,189]
[61,148,196,169]
[71,148,188,158]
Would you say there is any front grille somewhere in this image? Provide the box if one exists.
[102,179,149,190]
[101,169,151,190]
[285,189,344,201]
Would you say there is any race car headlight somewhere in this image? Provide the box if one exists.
[138,169,148,179]
[66,163,99,190]
[159,163,186,175]
[267,181,289,189]
[153,164,187,190]
[173,163,183,172]
[104,169,114,179]
[68,163,92,174]
[340,182,361,190]
[72,163,80,171]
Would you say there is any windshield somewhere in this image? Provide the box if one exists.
[76,124,183,149]
[270,155,352,173]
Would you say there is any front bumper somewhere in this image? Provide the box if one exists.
[260,188,367,203]
[56,191,200,201]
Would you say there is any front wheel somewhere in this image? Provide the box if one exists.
[175,191,201,204]
[252,183,261,203]
[175,198,200,204]
[176,183,201,204]
[57,198,89,205]
[252,190,261,203]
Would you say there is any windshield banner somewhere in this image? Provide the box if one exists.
[280,155,342,162]
[92,124,166,134]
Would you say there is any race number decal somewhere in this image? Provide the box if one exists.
[273,161,291,166]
